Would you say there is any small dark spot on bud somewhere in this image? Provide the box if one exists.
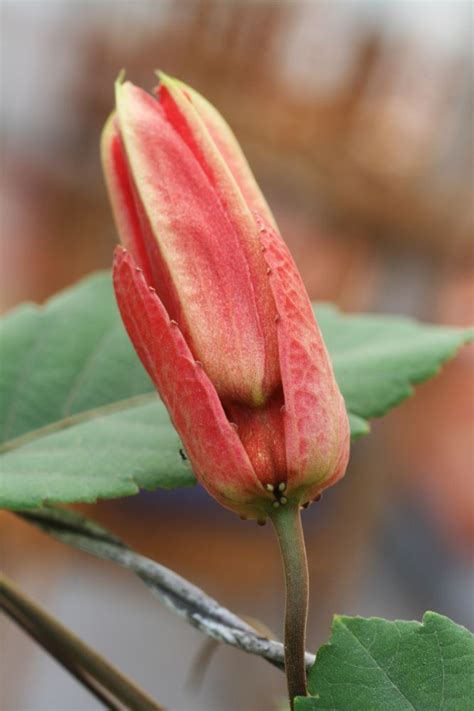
[257,518,267,526]
[302,502,310,509]
[239,514,248,521]
[179,448,187,461]
[313,493,322,503]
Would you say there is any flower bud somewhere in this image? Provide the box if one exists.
[102,74,349,519]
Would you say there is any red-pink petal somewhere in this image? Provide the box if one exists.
[113,247,266,516]
[255,215,350,493]
[115,81,279,406]
[157,74,278,230]
[306,421,350,502]
[101,115,154,284]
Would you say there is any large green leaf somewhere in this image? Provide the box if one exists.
[0,274,193,509]
[0,272,471,509]
[0,273,151,443]
[295,612,474,711]
[315,303,473,423]
[0,400,191,507]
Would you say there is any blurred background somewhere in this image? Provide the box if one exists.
[1,1,473,709]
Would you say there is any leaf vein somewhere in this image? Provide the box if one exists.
[340,621,416,710]
[61,324,121,416]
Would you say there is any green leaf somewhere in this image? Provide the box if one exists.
[0,399,193,508]
[0,273,152,443]
[295,612,474,711]
[0,272,471,509]
[347,413,370,441]
[314,303,473,433]
[0,274,193,509]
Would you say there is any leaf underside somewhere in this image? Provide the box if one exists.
[0,272,471,509]
[294,612,474,711]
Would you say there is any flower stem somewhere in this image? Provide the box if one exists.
[270,502,309,707]
[0,571,163,710]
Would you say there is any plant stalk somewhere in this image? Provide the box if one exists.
[1,594,118,708]
[271,502,309,707]
[0,571,163,710]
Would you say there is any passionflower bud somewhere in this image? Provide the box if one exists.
[101,73,349,520]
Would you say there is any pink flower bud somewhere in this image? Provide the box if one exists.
[102,74,349,520]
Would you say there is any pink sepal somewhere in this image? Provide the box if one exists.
[255,216,350,495]
[156,74,278,230]
[113,247,266,517]
[101,115,154,284]
[113,81,279,406]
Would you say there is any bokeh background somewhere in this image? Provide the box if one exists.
[1,1,473,709]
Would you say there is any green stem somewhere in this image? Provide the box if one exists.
[0,571,163,710]
[271,502,309,707]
